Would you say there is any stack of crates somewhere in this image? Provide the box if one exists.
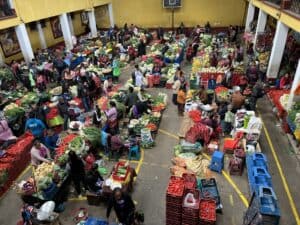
[199,199,217,225]
[166,176,185,225]
[199,178,222,212]
[243,187,280,225]
[182,189,200,225]
[246,153,273,195]
[245,153,280,225]
[229,156,244,175]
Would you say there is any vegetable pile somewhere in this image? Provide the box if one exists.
[82,126,101,147]
[3,103,25,120]
[68,136,85,155]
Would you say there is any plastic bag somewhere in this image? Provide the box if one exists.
[183,193,197,208]
[37,201,55,221]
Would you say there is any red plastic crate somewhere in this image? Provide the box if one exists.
[182,173,197,190]
[199,199,216,223]
[166,176,185,197]
[166,218,181,225]
[111,161,130,182]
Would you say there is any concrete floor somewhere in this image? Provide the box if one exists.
[1,64,300,225]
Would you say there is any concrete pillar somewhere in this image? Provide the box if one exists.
[245,3,255,32]
[59,13,73,50]
[36,21,47,49]
[15,23,34,63]
[287,60,300,110]
[88,9,97,38]
[254,9,267,46]
[8,0,14,8]
[68,14,75,36]
[108,3,114,27]
[266,21,289,78]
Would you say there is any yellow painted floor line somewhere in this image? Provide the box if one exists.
[159,129,180,140]
[259,113,300,224]
[135,148,144,175]
[159,128,249,207]
[229,194,234,206]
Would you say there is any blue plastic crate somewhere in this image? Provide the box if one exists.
[250,175,273,194]
[257,186,280,219]
[252,153,268,169]
[85,217,108,225]
[209,151,224,173]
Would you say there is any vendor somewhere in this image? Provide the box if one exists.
[186,44,193,62]
[137,39,146,57]
[279,73,292,90]
[239,74,249,92]
[25,112,46,139]
[0,119,16,143]
[43,129,59,152]
[30,139,51,167]
[208,75,216,90]
[246,61,259,85]
[92,104,102,127]
[108,134,125,160]
[231,87,246,112]
[198,85,208,104]
[57,97,69,131]
[132,100,152,118]
[103,77,113,95]
[68,101,83,122]
[105,101,119,135]
[152,63,161,76]
[210,52,218,67]
[85,164,104,195]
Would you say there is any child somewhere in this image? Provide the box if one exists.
[177,87,186,116]
[222,104,234,135]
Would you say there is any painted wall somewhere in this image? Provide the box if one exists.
[111,0,247,28]
[1,12,87,63]
[72,11,89,36]
[95,5,110,29]
[14,0,90,23]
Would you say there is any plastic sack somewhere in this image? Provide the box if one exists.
[183,193,197,208]
[37,201,55,221]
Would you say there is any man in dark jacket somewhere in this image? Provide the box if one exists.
[107,188,135,225]
[126,86,138,113]
[137,39,146,57]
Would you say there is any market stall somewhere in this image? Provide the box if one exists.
[190,34,245,90]
[0,132,34,197]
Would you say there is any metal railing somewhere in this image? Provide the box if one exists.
[0,0,16,20]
